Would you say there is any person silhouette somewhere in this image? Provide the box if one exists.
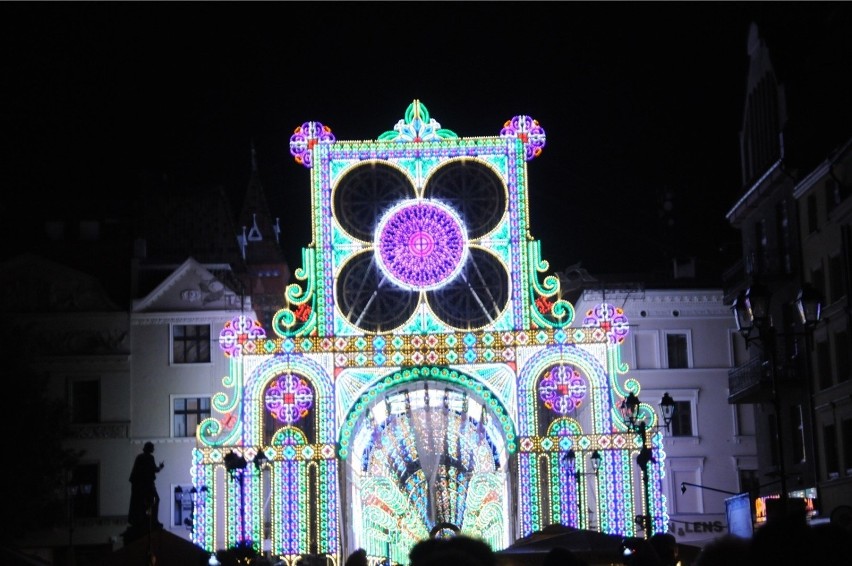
[543,546,588,566]
[649,533,678,566]
[128,441,165,529]
[344,548,368,566]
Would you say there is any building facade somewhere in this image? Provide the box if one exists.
[5,95,775,563]
[569,281,754,547]
[725,21,852,528]
[793,138,852,526]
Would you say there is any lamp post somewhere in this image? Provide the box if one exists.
[731,281,821,517]
[564,448,602,528]
[619,391,676,538]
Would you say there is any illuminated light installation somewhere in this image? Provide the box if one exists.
[190,100,669,564]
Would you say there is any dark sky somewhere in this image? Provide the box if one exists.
[3,3,851,277]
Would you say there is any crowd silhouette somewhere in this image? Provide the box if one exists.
[231,513,850,566]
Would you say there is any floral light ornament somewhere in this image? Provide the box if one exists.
[289,121,336,168]
[500,115,546,161]
[583,303,630,345]
[539,365,587,414]
[264,372,314,424]
[219,315,267,358]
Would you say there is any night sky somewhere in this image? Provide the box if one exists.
[2,3,851,277]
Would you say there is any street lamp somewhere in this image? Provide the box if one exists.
[564,448,602,528]
[175,485,207,531]
[680,482,739,496]
[731,281,821,517]
[619,392,676,537]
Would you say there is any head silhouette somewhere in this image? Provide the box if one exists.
[144,442,154,454]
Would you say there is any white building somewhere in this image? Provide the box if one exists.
[571,279,756,547]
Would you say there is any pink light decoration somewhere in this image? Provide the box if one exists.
[500,115,546,161]
[539,365,587,414]
[218,316,267,357]
[582,303,630,344]
[289,121,336,168]
[264,373,314,424]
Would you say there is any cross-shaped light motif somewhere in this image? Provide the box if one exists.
[539,365,587,414]
[265,373,314,424]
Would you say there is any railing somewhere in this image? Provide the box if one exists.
[728,358,771,403]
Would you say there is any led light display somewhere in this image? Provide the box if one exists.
[190,101,669,564]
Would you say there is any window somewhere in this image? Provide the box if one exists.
[670,401,693,437]
[754,219,768,273]
[739,468,760,498]
[173,483,197,529]
[843,419,852,476]
[70,378,99,424]
[173,397,211,437]
[812,267,826,309]
[776,202,792,274]
[70,463,98,519]
[665,332,689,369]
[768,416,779,467]
[172,324,211,364]
[834,330,851,383]
[824,424,839,477]
[816,339,832,390]
[826,179,840,214]
[790,405,806,464]
[829,255,844,304]
[731,331,749,367]
[670,457,704,514]
[736,404,756,436]
[651,389,697,437]
[807,193,818,234]
[634,331,660,369]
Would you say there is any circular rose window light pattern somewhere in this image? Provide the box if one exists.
[375,199,468,291]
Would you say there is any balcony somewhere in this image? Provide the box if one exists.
[728,357,771,403]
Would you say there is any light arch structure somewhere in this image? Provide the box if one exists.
[189,101,669,564]
[338,365,516,559]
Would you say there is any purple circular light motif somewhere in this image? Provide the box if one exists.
[583,302,630,344]
[289,121,335,169]
[265,373,314,424]
[218,315,266,358]
[500,115,546,161]
[539,365,587,415]
[374,200,468,291]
